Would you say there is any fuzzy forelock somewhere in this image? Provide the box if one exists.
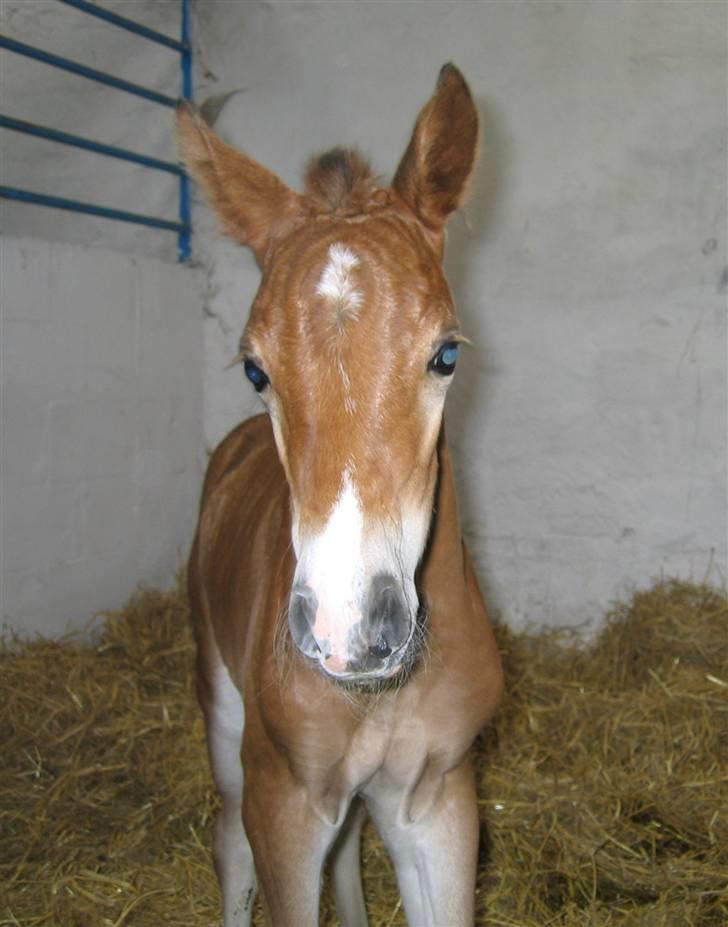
[304,148,378,213]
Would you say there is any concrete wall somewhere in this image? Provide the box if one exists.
[1,1,204,635]
[1,237,203,635]
[2,0,725,633]
[1,0,183,261]
[193,0,727,630]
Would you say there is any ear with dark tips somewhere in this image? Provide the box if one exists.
[393,63,480,231]
[176,101,303,266]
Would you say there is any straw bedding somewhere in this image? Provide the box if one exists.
[1,579,726,926]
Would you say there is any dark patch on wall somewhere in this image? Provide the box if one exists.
[718,265,728,294]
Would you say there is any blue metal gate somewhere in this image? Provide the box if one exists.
[0,0,192,261]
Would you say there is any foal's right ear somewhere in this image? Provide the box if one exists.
[176,101,304,265]
[393,64,480,233]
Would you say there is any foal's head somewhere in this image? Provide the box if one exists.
[179,64,479,684]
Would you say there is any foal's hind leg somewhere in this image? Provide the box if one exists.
[204,658,257,927]
[330,798,368,927]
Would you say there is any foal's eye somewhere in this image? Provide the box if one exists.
[244,359,270,392]
[429,342,459,376]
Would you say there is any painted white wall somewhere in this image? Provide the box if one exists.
[1,237,204,635]
[1,1,204,635]
[192,0,727,630]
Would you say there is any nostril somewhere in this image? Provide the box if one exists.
[369,634,392,660]
[292,583,317,607]
[366,573,410,654]
[288,583,320,659]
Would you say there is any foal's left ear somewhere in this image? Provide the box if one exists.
[393,64,480,232]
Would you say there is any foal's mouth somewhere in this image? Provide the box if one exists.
[321,653,409,689]
[311,605,427,690]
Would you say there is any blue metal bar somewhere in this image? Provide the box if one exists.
[0,35,178,108]
[178,162,191,262]
[0,115,183,176]
[56,0,187,53]
[1,1,193,256]
[0,186,187,234]
[181,0,192,100]
[178,0,192,262]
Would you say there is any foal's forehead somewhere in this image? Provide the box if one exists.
[261,214,451,314]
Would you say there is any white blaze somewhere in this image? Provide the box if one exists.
[292,467,432,674]
[305,472,365,663]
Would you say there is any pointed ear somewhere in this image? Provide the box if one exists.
[393,64,480,231]
[176,101,303,265]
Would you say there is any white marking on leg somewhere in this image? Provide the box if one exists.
[364,766,478,926]
[331,802,368,927]
[208,661,257,927]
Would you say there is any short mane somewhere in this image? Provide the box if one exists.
[304,147,381,214]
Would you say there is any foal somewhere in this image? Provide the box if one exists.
[180,64,503,926]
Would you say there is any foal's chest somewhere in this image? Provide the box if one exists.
[255,667,479,822]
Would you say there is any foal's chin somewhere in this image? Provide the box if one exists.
[312,638,421,691]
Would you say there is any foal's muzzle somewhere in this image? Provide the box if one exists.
[288,572,414,681]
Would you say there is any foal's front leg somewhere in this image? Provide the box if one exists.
[366,760,480,926]
[243,762,341,926]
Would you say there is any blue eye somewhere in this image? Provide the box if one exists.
[244,359,269,392]
[429,342,459,376]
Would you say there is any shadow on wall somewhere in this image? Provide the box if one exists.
[444,96,510,613]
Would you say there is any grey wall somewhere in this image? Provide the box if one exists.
[1,0,725,634]
[193,0,727,629]
[1,2,204,635]
[1,0,182,261]
[1,238,204,635]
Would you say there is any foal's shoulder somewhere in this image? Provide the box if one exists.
[200,414,278,505]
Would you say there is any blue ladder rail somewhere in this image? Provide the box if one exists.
[0,115,184,176]
[0,35,178,108]
[57,0,188,53]
[1,187,185,234]
[0,0,192,261]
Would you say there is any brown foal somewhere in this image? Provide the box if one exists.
[180,63,503,927]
